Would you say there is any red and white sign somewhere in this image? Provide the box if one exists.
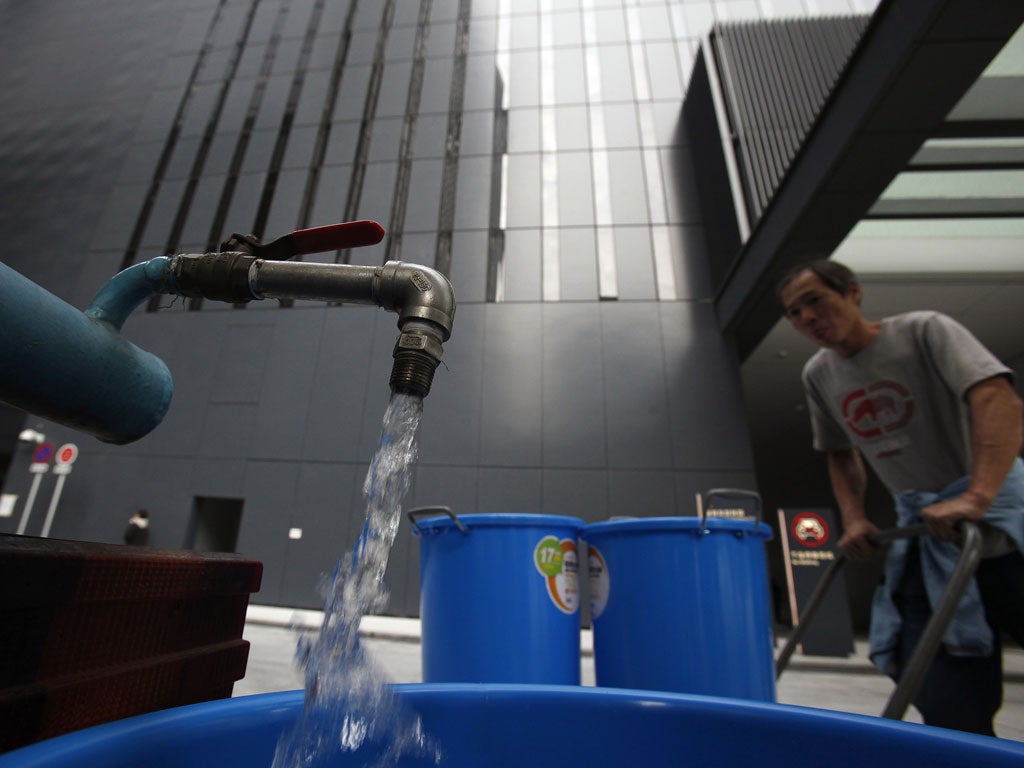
[55,443,79,466]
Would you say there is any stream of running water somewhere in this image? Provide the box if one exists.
[272,392,440,768]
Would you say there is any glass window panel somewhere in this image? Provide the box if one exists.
[377,60,414,118]
[254,75,293,132]
[283,125,319,169]
[426,21,458,58]
[602,103,640,149]
[324,121,362,165]
[468,18,499,54]
[386,26,418,61]
[264,169,307,237]
[403,158,445,232]
[421,58,454,114]
[646,43,683,100]
[639,5,672,42]
[557,151,595,226]
[555,48,588,104]
[223,172,266,237]
[502,228,542,301]
[430,0,461,23]
[241,129,277,174]
[593,8,628,44]
[552,10,583,47]
[555,105,591,151]
[346,27,378,65]
[607,149,649,225]
[165,135,201,181]
[180,175,224,248]
[334,64,372,121]
[141,179,186,248]
[682,4,716,40]
[558,227,599,301]
[295,71,330,126]
[309,34,342,72]
[460,110,496,156]
[507,107,541,153]
[510,14,540,50]
[368,117,403,162]
[454,156,494,230]
[413,113,448,159]
[505,153,542,228]
[271,38,304,78]
[396,231,436,265]
[450,230,489,303]
[508,50,541,107]
[463,53,498,110]
[311,164,353,226]
[598,46,635,102]
[357,160,398,227]
[613,226,656,300]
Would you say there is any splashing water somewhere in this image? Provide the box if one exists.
[272,393,441,768]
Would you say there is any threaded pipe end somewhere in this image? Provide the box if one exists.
[390,349,440,398]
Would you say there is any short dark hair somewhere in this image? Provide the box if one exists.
[775,259,858,301]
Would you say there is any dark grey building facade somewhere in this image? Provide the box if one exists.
[5,0,1016,624]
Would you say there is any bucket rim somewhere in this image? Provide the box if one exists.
[413,512,585,534]
[581,516,772,539]
[5,684,1019,766]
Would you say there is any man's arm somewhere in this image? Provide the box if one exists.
[828,448,882,559]
[922,375,1024,542]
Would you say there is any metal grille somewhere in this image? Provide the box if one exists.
[711,15,870,228]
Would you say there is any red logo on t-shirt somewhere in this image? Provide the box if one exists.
[842,381,914,439]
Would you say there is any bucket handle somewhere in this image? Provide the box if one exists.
[408,506,468,536]
[700,488,762,535]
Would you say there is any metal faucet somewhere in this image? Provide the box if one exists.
[0,221,454,445]
[169,222,456,398]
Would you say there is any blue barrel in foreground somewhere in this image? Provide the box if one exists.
[3,685,1023,768]
[582,516,775,701]
[412,512,584,684]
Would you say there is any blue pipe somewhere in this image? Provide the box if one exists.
[0,259,176,444]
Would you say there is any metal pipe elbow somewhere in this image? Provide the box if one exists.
[374,262,456,399]
[373,262,456,340]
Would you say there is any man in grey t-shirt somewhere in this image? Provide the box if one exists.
[778,259,1024,735]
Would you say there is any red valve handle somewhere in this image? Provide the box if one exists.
[290,220,385,255]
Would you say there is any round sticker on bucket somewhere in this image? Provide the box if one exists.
[587,545,609,619]
[534,535,579,614]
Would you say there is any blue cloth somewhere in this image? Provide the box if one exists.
[869,458,1024,678]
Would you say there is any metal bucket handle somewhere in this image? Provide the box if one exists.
[408,506,468,536]
[701,488,763,535]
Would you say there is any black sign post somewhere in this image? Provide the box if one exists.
[778,507,854,657]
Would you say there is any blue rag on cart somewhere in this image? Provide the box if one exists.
[869,458,1024,678]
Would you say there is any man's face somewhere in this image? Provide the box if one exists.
[780,270,864,350]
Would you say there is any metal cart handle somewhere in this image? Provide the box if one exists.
[407,506,467,535]
[775,521,983,722]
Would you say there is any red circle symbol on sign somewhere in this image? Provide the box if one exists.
[33,442,55,464]
[791,512,829,547]
[56,444,79,466]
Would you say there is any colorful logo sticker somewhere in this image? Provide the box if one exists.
[534,535,579,614]
[791,512,829,547]
[587,545,609,619]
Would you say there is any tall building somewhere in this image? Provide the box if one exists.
[1,0,1020,623]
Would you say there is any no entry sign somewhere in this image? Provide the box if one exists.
[55,444,79,466]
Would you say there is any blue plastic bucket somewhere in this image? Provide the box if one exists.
[412,512,584,684]
[4,685,1023,768]
[582,516,775,701]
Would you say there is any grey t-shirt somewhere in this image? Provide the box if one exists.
[802,311,1012,494]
